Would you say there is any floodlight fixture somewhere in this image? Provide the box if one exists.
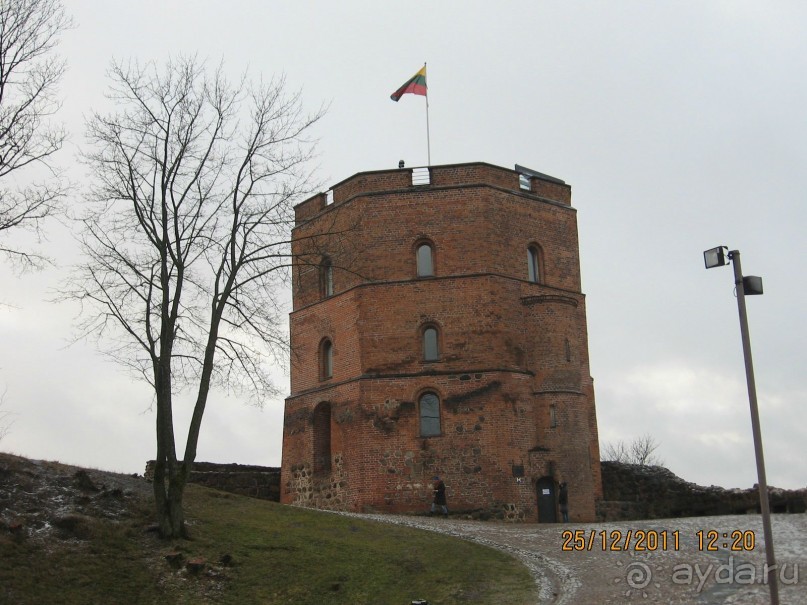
[703,245,729,269]
[743,275,764,295]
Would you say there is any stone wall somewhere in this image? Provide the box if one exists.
[145,461,281,501]
[144,458,807,524]
[597,461,807,521]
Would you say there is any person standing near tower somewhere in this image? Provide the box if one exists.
[558,481,569,522]
[430,476,448,517]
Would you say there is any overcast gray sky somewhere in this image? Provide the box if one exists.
[1,1,804,490]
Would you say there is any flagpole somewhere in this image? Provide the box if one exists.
[424,62,431,166]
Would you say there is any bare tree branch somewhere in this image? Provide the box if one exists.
[601,433,664,466]
[0,0,71,269]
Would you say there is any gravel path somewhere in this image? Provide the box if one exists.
[334,511,806,604]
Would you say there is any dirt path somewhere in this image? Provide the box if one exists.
[338,512,806,604]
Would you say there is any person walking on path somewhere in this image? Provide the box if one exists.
[558,481,569,522]
[430,475,448,517]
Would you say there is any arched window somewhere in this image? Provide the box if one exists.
[320,257,333,297]
[320,339,333,380]
[423,326,439,361]
[419,392,441,437]
[416,242,434,277]
[313,402,332,475]
[527,245,542,283]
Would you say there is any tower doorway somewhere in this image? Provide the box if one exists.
[537,476,557,523]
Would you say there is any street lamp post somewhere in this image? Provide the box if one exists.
[703,246,779,605]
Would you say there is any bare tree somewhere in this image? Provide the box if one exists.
[63,56,324,538]
[0,0,70,269]
[601,439,629,463]
[602,433,664,466]
[629,433,664,466]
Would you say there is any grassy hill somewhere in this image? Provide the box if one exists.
[0,454,535,604]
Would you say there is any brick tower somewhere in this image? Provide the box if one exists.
[281,162,601,522]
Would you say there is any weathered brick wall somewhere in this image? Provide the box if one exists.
[291,187,583,322]
[427,163,515,192]
[294,192,327,224]
[330,168,412,205]
[530,178,571,205]
[292,163,571,227]
[283,162,601,522]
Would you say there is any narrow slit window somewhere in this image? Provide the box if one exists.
[528,246,541,283]
[423,327,439,361]
[321,258,333,297]
[321,339,333,380]
[419,392,441,437]
[417,243,434,277]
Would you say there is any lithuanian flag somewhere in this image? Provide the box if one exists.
[390,65,427,102]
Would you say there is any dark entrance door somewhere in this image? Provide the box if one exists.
[537,476,557,523]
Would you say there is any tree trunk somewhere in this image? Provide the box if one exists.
[152,349,187,538]
[152,458,189,538]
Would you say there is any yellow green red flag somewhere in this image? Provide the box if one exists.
[390,65,427,102]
